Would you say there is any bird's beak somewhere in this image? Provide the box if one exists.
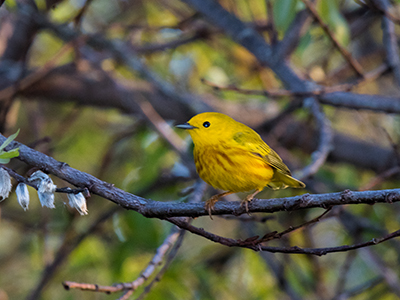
[175,122,197,130]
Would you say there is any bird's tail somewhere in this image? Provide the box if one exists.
[267,171,305,190]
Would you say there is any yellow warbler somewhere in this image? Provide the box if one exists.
[176,112,305,217]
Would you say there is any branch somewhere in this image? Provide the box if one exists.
[274,9,312,60]
[63,228,185,295]
[319,92,400,113]
[294,98,333,180]
[2,133,400,219]
[167,215,400,256]
[27,207,119,300]
[180,0,310,92]
[301,0,364,77]
[378,0,400,87]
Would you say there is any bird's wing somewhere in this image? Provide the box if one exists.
[233,131,292,175]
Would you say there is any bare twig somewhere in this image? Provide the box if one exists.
[274,9,312,60]
[63,180,206,297]
[335,276,383,299]
[63,228,184,295]
[359,166,400,191]
[378,0,400,87]
[265,0,278,45]
[202,78,355,98]
[0,41,75,101]
[301,0,364,78]
[27,207,119,300]
[333,250,358,297]
[167,216,400,256]
[258,207,332,243]
[295,99,333,180]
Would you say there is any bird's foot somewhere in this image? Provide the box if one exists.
[204,191,234,220]
[240,195,253,213]
[205,195,220,220]
[240,190,261,214]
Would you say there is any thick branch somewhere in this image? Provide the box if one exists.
[2,134,400,219]
[180,0,312,92]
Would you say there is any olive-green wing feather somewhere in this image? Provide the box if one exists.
[233,130,305,189]
[232,131,291,175]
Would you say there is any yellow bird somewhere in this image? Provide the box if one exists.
[176,112,305,217]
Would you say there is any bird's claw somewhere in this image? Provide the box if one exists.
[240,195,253,214]
[205,196,219,220]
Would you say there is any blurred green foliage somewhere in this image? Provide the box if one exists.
[1,0,400,299]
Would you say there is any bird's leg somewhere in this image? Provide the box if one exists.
[205,191,234,219]
[241,189,261,213]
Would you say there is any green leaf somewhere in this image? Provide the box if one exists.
[273,0,298,33]
[0,158,11,164]
[0,148,20,160]
[0,129,20,152]
[318,1,350,46]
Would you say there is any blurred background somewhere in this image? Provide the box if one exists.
[1,0,400,299]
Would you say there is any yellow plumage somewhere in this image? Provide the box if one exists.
[176,112,305,217]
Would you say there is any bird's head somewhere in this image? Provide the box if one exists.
[176,112,242,146]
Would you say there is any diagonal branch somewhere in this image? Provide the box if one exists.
[295,98,333,180]
[301,0,364,78]
[167,216,400,256]
[2,133,400,219]
[180,0,310,92]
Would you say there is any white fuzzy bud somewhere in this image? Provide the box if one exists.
[67,192,88,215]
[0,168,12,202]
[16,183,29,211]
[29,171,57,208]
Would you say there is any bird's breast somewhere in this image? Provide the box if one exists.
[193,144,274,192]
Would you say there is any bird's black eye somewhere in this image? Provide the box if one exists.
[203,121,210,128]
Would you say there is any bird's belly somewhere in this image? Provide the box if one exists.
[194,147,273,192]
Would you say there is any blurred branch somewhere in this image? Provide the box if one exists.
[27,207,119,300]
[202,78,400,114]
[265,0,278,45]
[63,228,185,296]
[201,79,354,98]
[134,33,205,53]
[31,10,207,112]
[369,0,400,25]
[359,166,400,190]
[167,215,400,256]
[0,42,75,101]
[1,0,39,62]
[360,248,400,297]
[274,10,312,60]
[333,245,358,297]
[301,0,364,78]
[318,92,400,113]
[295,99,333,180]
[63,181,206,297]
[276,119,399,173]
[181,0,310,92]
[378,0,400,87]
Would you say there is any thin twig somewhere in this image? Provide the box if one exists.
[202,78,355,98]
[258,207,332,243]
[167,215,400,255]
[27,207,119,300]
[301,0,364,78]
[265,0,278,45]
[294,98,333,180]
[0,41,76,102]
[63,229,183,295]
[359,166,400,191]
[63,181,206,297]
[134,229,186,300]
